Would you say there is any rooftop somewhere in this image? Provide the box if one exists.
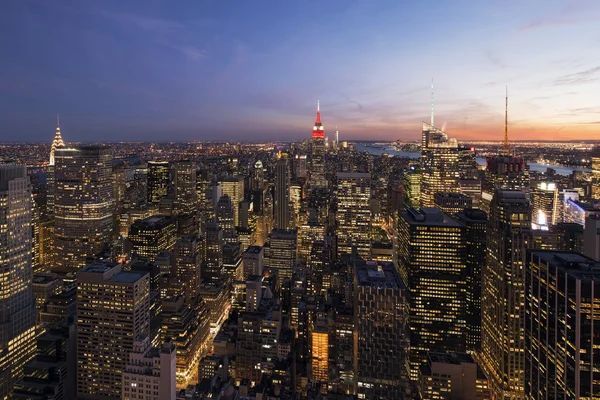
[401,207,463,228]
[110,271,147,284]
[354,260,404,290]
[244,245,263,254]
[532,251,600,281]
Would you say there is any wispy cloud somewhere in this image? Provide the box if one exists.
[163,43,208,60]
[519,0,600,31]
[96,10,182,33]
[554,66,600,85]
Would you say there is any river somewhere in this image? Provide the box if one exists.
[355,143,590,177]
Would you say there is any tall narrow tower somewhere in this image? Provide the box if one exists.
[503,87,509,155]
[309,101,327,189]
[47,115,65,215]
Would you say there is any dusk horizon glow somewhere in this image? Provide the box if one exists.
[2,0,600,142]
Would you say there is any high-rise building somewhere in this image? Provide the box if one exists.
[219,176,244,226]
[170,160,197,215]
[481,155,529,213]
[584,214,600,261]
[174,235,201,305]
[54,146,113,271]
[591,146,600,200]
[434,192,473,216]
[418,352,491,400]
[76,262,150,399]
[480,190,531,399]
[0,165,37,397]
[147,161,170,205]
[216,195,237,243]
[128,216,177,260]
[420,122,461,208]
[297,222,326,263]
[274,152,291,230]
[310,318,329,386]
[47,116,65,215]
[353,260,408,398]
[454,208,488,353]
[397,207,467,380]
[336,172,371,258]
[403,169,421,209]
[525,251,600,399]
[309,102,327,189]
[202,222,224,282]
[121,337,176,400]
[531,181,561,227]
[267,229,297,281]
[242,246,264,280]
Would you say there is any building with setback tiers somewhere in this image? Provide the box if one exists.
[480,190,531,399]
[525,251,600,399]
[309,102,327,189]
[397,207,467,381]
[0,165,37,398]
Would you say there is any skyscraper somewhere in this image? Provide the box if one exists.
[128,216,177,260]
[77,262,150,399]
[147,161,170,205]
[220,176,244,227]
[47,116,65,215]
[420,122,461,208]
[454,208,488,352]
[54,146,114,272]
[216,195,237,243]
[353,260,408,397]
[591,146,600,200]
[335,172,371,258]
[0,165,37,397]
[274,152,291,230]
[397,207,467,380]
[525,251,600,399]
[480,190,531,399]
[267,228,297,281]
[531,181,561,227]
[309,102,327,189]
[174,235,202,305]
[170,160,197,215]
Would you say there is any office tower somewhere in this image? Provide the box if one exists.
[198,281,229,336]
[161,296,209,389]
[12,320,77,400]
[174,235,201,305]
[310,318,329,387]
[458,178,482,207]
[354,260,408,397]
[202,222,224,282]
[420,122,461,208]
[147,161,170,205]
[290,183,302,228]
[0,165,37,397]
[47,117,65,215]
[39,219,55,269]
[403,169,421,208]
[219,176,244,226]
[243,246,264,280]
[122,337,176,400]
[397,207,467,380]
[591,146,600,200]
[274,152,291,230]
[434,192,473,216]
[525,251,600,399]
[555,222,584,253]
[310,102,327,189]
[294,154,308,180]
[481,156,529,213]
[170,160,197,215]
[77,262,150,399]
[223,241,242,280]
[216,195,237,243]
[480,190,531,399]
[583,214,600,260]
[298,222,326,263]
[531,182,561,227]
[418,352,491,400]
[267,228,297,281]
[128,216,177,260]
[454,208,488,352]
[252,160,265,191]
[336,172,372,258]
[53,146,113,271]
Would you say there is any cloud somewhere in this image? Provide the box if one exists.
[338,92,364,112]
[519,0,600,31]
[554,66,600,85]
[163,44,208,60]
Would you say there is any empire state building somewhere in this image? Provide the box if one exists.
[309,101,327,189]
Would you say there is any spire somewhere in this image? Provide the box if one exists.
[504,86,509,155]
[57,113,60,128]
[316,100,321,124]
[50,114,65,166]
[430,79,434,127]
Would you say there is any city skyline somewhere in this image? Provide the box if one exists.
[2,0,600,142]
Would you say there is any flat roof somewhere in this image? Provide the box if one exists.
[532,251,600,281]
[354,260,404,290]
[401,207,464,228]
[110,271,147,283]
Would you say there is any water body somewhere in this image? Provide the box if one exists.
[355,143,590,176]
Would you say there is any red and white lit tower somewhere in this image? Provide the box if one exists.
[309,101,327,189]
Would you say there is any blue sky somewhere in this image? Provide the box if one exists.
[1,0,600,142]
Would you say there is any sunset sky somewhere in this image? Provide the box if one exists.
[1,0,600,142]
